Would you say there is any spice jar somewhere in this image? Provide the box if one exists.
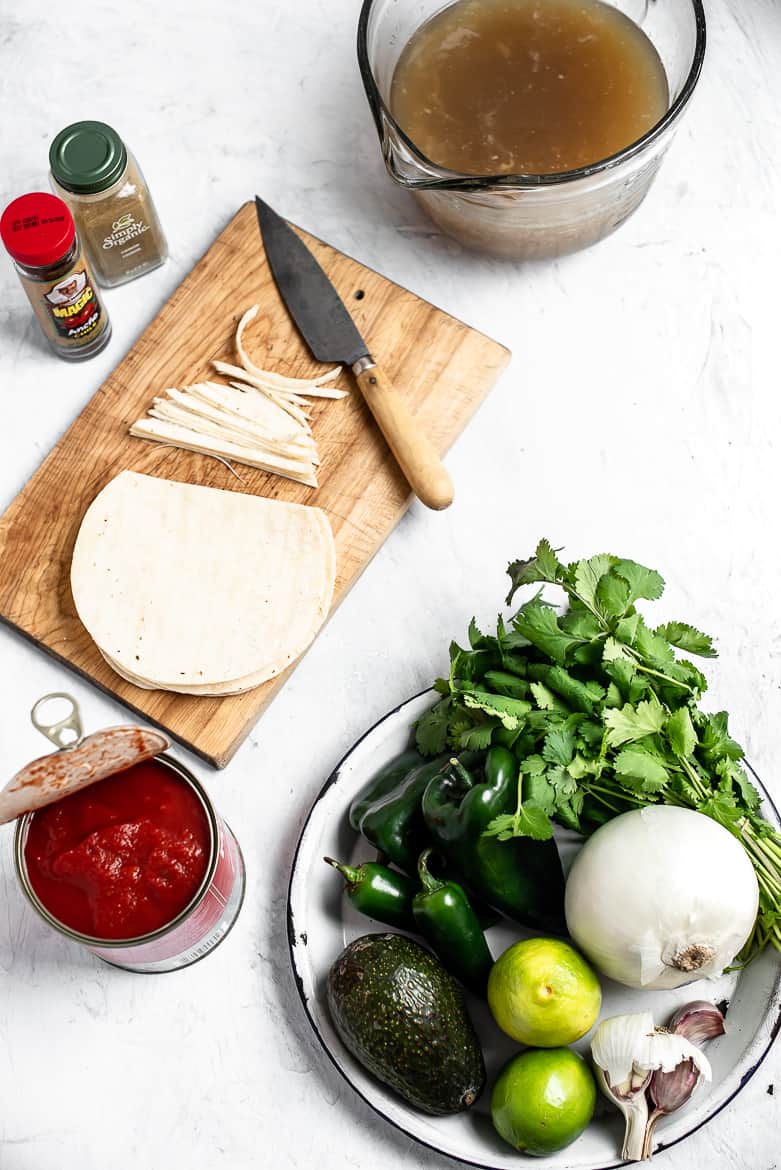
[0,192,111,361]
[5,694,246,974]
[49,120,167,288]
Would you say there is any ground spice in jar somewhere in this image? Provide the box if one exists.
[0,192,111,361]
[49,121,167,288]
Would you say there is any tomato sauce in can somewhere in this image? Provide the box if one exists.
[8,695,245,973]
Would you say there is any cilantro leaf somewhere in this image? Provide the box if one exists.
[716,757,761,812]
[483,671,530,699]
[615,614,641,645]
[697,711,745,766]
[457,724,496,751]
[483,804,554,842]
[604,696,666,746]
[596,572,631,619]
[614,747,670,791]
[519,754,547,775]
[613,559,665,604]
[505,539,563,604]
[560,608,603,640]
[533,664,602,715]
[512,602,585,666]
[574,554,616,613]
[415,699,451,755]
[461,690,531,729]
[543,726,577,767]
[655,621,716,659]
[524,771,557,814]
[530,681,565,711]
[666,708,697,758]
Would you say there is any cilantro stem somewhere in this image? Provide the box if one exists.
[631,661,693,693]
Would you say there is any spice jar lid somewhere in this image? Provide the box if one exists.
[0,694,169,824]
[0,192,76,267]
[49,121,128,194]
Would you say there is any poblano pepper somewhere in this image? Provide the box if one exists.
[421,746,566,934]
[412,849,493,996]
[349,749,449,875]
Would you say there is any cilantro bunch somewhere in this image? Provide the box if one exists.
[416,539,781,959]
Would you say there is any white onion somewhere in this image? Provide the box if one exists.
[564,805,759,990]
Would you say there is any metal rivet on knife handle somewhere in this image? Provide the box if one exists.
[352,358,454,511]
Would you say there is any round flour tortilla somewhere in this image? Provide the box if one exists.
[96,647,290,696]
[71,471,336,691]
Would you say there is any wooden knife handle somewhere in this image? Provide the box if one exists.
[354,362,454,511]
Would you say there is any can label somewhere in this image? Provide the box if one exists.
[43,269,103,342]
[87,817,245,973]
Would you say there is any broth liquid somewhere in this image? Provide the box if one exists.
[390,0,669,176]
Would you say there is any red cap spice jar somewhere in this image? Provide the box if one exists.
[0,192,111,361]
[5,694,245,973]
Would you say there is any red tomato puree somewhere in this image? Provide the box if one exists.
[24,760,210,940]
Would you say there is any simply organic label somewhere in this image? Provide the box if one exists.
[102,211,151,249]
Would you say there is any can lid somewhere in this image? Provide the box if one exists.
[0,694,169,824]
[0,193,76,267]
[49,121,128,194]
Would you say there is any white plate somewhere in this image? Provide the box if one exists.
[288,690,781,1169]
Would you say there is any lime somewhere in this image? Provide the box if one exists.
[491,1047,597,1155]
[487,938,601,1047]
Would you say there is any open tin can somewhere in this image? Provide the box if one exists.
[7,694,245,973]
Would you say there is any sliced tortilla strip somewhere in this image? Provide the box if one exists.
[71,472,336,693]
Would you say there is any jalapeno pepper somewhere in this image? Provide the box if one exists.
[421,746,566,934]
[412,849,493,996]
[324,856,417,931]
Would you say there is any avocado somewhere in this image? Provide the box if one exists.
[326,932,485,1115]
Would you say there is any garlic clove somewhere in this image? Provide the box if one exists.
[594,1065,651,1162]
[668,1000,726,1045]
[649,1057,702,1114]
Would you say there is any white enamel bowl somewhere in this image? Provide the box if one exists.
[288,690,781,1169]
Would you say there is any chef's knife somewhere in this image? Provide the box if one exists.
[254,196,454,511]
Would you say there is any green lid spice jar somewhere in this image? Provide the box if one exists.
[0,192,111,361]
[49,121,167,288]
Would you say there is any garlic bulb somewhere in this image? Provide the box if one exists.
[592,1012,712,1162]
[565,806,759,989]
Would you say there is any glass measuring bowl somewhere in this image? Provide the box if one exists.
[357,0,706,259]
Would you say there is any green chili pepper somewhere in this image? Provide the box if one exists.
[348,750,450,875]
[324,857,417,931]
[421,746,566,934]
[412,849,493,996]
[349,749,423,831]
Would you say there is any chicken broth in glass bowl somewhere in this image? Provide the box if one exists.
[358,0,705,259]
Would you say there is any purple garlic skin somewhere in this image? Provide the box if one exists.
[669,1001,726,1046]
[649,1058,701,1115]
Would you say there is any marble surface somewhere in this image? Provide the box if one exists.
[1,0,780,1166]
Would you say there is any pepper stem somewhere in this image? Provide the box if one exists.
[323,856,360,886]
[417,848,446,895]
[447,756,475,788]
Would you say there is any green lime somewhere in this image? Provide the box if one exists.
[487,938,601,1047]
[491,1047,597,1155]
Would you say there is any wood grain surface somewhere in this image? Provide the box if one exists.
[0,202,510,767]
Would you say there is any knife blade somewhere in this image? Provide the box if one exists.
[255,196,454,511]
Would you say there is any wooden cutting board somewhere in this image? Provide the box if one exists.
[0,202,510,767]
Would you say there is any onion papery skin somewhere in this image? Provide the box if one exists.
[564,806,760,990]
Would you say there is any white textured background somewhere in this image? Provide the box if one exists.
[0,0,779,1166]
